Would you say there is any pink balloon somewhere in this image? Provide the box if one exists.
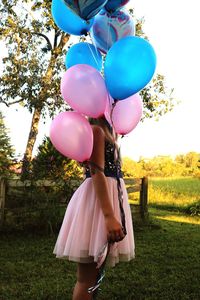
[61,64,108,118]
[111,94,143,135]
[50,111,93,162]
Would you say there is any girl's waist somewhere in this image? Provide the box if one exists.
[85,170,123,179]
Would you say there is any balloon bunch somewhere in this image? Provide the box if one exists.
[50,0,157,162]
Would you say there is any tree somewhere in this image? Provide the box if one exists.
[185,152,199,169]
[0,111,15,177]
[121,157,144,178]
[0,0,70,176]
[175,152,200,174]
[175,154,185,165]
[122,153,200,178]
[32,136,82,181]
[0,1,176,176]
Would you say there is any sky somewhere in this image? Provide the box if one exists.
[1,0,200,161]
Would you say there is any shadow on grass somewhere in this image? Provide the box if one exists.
[149,207,200,226]
[149,201,200,217]
[0,208,200,300]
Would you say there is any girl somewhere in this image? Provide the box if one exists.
[53,116,135,300]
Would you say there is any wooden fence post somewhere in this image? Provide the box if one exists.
[0,178,6,226]
[139,177,148,219]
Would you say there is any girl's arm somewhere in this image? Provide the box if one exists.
[89,125,125,243]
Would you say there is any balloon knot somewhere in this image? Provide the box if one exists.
[81,30,88,36]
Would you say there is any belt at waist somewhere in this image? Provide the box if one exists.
[85,171,123,178]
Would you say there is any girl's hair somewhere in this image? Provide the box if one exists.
[89,117,117,144]
[89,117,121,162]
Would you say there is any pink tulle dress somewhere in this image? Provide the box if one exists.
[53,139,135,267]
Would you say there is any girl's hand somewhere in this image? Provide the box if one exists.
[104,214,125,243]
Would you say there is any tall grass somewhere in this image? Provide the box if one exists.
[148,177,200,213]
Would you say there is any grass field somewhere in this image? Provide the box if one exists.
[0,208,200,300]
[148,177,200,214]
[0,177,200,299]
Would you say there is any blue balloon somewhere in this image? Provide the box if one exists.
[51,0,93,36]
[104,36,157,100]
[65,42,102,71]
[63,0,108,20]
[105,0,130,13]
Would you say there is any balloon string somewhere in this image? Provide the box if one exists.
[86,41,100,70]
[88,30,104,77]
[88,31,100,59]
[106,11,111,53]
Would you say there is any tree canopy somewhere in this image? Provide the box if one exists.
[0,0,69,113]
[122,153,200,178]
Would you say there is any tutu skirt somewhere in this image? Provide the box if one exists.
[53,177,135,267]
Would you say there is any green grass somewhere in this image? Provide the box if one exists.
[148,177,200,211]
[0,208,200,300]
[1,177,200,299]
[149,177,200,196]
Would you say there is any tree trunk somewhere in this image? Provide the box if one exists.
[21,106,42,178]
[20,33,70,179]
